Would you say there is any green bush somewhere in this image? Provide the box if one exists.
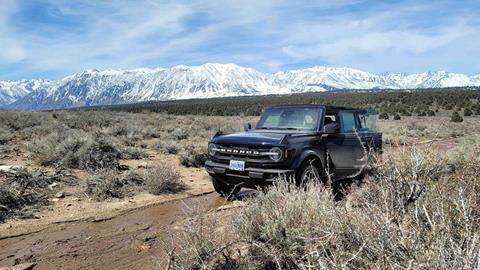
[393,114,401,120]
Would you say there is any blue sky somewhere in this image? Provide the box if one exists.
[0,0,479,80]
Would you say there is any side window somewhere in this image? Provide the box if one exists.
[357,111,377,132]
[339,112,357,133]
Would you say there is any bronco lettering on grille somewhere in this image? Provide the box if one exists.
[218,148,260,155]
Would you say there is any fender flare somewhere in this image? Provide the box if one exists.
[293,148,326,171]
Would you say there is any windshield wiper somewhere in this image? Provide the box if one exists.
[277,127,304,131]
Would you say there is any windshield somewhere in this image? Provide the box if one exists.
[256,107,322,131]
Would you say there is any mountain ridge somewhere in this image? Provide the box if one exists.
[1,63,479,110]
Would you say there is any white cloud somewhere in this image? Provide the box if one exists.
[0,0,479,79]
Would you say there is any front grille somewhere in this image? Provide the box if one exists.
[214,145,274,162]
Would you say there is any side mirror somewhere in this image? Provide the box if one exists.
[244,122,252,131]
[323,123,340,134]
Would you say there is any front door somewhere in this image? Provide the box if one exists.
[324,110,376,178]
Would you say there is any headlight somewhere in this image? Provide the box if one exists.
[267,147,283,162]
[208,143,218,156]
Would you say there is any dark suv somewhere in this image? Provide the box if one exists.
[205,105,382,198]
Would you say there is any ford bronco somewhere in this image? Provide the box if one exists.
[205,105,382,198]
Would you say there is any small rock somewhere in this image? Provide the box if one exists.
[51,198,60,202]
[71,197,80,201]
[65,203,72,207]
[139,244,151,251]
[55,192,65,198]
[48,182,59,190]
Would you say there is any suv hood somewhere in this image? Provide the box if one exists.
[212,131,289,146]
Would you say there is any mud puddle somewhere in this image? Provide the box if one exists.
[0,192,229,270]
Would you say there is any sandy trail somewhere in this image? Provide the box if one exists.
[0,192,229,270]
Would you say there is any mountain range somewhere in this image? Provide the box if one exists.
[1,63,479,110]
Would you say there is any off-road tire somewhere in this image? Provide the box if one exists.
[295,159,322,187]
[212,176,241,199]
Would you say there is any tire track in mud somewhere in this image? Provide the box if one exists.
[0,192,228,270]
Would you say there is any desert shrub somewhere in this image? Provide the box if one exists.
[0,168,57,222]
[172,146,480,269]
[30,129,121,170]
[393,114,401,120]
[30,129,88,166]
[120,146,148,159]
[0,111,46,131]
[180,148,208,168]
[86,166,185,200]
[464,107,473,116]
[235,148,479,269]
[75,136,121,170]
[450,111,464,122]
[427,109,436,116]
[164,210,241,269]
[0,125,13,144]
[171,128,189,140]
[378,112,389,120]
[155,139,179,154]
[144,165,185,195]
[86,170,137,200]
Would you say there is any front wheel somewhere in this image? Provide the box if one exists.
[295,159,322,187]
[211,176,241,199]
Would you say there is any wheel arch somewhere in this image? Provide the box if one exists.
[293,149,325,171]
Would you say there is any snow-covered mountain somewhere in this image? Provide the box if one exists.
[1,63,479,110]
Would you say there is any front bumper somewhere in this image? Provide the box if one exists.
[205,160,295,187]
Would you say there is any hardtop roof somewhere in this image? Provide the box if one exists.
[265,104,362,114]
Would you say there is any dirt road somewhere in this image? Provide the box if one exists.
[0,192,230,270]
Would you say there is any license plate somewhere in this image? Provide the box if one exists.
[229,160,245,171]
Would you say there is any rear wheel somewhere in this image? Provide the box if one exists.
[295,159,322,187]
[211,176,241,199]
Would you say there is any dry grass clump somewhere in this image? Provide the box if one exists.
[155,139,179,154]
[163,205,241,269]
[179,147,208,168]
[144,165,185,195]
[120,146,148,159]
[0,168,58,222]
[86,165,185,200]
[30,129,122,170]
[379,116,480,144]
[169,146,480,269]
[86,170,141,200]
[0,125,13,144]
